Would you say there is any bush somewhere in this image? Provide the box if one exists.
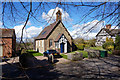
[102,42,114,51]
[73,38,84,44]
[115,35,120,50]
[106,37,113,42]
[75,44,84,50]
[21,49,27,54]
[115,46,120,50]
[88,39,96,47]
[107,45,114,51]
[84,44,90,48]
[19,53,30,67]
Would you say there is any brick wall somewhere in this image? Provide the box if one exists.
[12,38,16,56]
[2,38,13,57]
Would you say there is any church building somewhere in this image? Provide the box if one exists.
[34,10,74,53]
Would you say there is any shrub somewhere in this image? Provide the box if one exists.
[115,35,120,50]
[84,44,90,48]
[102,42,114,51]
[106,37,113,42]
[21,49,27,54]
[107,45,114,51]
[106,37,109,42]
[19,53,30,67]
[76,44,84,50]
[88,39,96,47]
[115,46,120,50]
[73,38,84,44]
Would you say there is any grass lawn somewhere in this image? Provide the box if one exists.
[70,50,88,58]
[60,54,67,59]
[27,50,43,56]
[32,52,43,56]
[89,46,105,50]
[27,50,68,59]
[90,47,112,54]
[66,46,113,59]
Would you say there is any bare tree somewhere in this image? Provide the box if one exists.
[1,1,120,79]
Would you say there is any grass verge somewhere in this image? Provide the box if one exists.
[27,50,43,56]
[90,47,112,54]
[89,46,105,50]
[60,54,67,59]
[70,50,88,58]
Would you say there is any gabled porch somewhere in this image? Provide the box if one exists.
[54,34,68,53]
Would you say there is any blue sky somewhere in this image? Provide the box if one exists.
[1,2,119,40]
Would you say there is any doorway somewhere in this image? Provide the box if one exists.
[60,43,64,53]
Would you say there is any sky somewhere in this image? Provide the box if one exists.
[0,2,119,41]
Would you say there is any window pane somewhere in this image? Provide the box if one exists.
[42,40,44,47]
[49,39,52,47]
[39,41,40,46]
[55,42,59,48]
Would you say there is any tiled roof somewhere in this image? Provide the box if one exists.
[0,28,15,38]
[35,20,73,40]
[54,33,63,42]
[103,28,120,36]
[96,28,120,37]
[35,20,60,39]
[110,29,120,36]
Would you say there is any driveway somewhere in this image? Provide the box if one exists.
[55,55,120,79]
[35,56,70,64]
[1,55,120,80]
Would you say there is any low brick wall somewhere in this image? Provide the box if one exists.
[84,48,100,58]
[67,52,83,61]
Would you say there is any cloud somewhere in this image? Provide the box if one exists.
[42,7,72,23]
[111,26,119,29]
[14,25,42,40]
[70,20,120,39]
[0,21,3,28]
[17,21,32,26]
[70,20,104,39]
[26,26,42,38]
[26,21,31,26]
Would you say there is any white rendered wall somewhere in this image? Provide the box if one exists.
[58,35,67,53]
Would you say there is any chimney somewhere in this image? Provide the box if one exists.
[106,24,111,30]
[56,10,62,21]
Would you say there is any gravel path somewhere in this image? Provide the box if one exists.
[1,55,120,80]
[55,56,120,79]
[35,56,70,64]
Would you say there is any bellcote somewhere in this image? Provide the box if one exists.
[56,10,62,21]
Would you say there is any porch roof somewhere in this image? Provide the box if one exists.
[54,33,63,42]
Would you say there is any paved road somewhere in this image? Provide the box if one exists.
[1,55,120,80]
